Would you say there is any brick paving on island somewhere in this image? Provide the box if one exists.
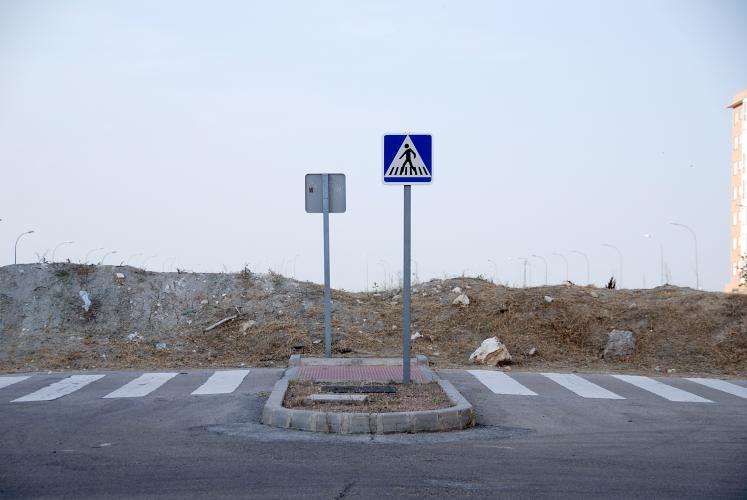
[297,365,429,383]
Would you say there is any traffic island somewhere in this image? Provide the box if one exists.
[261,356,475,434]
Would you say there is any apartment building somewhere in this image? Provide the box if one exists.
[726,89,747,292]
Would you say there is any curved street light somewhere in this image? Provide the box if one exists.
[292,253,300,279]
[487,259,498,284]
[84,247,104,264]
[98,250,117,265]
[551,252,569,283]
[510,257,530,288]
[643,234,665,286]
[377,260,390,289]
[51,241,74,262]
[570,250,591,285]
[669,221,699,289]
[14,230,34,264]
[126,253,143,266]
[162,257,177,272]
[601,243,623,288]
[530,254,548,285]
[141,254,158,269]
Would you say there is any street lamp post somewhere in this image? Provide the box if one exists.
[14,230,34,264]
[551,252,569,283]
[98,250,117,265]
[51,241,74,262]
[292,254,300,279]
[162,257,177,272]
[643,234,665,286]
[84,247,104,264]
[487,259,498,284]
[377,260,390,290]
[531,254,548,285]
[570,250,591,285]
[601,243,623,288]
[126,253,143,266]
[141,254,157,270]
[669,221,699,289]
[511,257,530,288]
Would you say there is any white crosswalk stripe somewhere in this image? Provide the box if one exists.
[0,376,30,390]
[542,373,624,399]
[12,375,105,402]
[468,370,537,396]
[103,373,178,398]
[191,369,250,395]
[612,375,712,403]
[686,378,747,400]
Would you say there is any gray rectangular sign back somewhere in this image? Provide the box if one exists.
[305,174,346,213]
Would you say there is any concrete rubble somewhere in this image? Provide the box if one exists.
[469,336,512,366]
[603,329,636,358]
[79,290,92,312]
[452,293,470,306]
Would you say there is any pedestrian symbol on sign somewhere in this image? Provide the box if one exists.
[398,144,417,175]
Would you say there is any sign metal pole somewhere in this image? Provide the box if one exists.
[402,185,412,384]
[322,174,332,357]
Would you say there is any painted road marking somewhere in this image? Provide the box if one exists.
[103,373,178,398]
[191,369,250,395]
[686,378,747,400]
[541,373,625,399]
[612,375,712,403]
[468,370,537,396]
[12,375,105,402]
[0,376,30,390]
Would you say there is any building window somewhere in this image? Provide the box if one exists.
[736,162,740,175]
[735,212,739,225]
[737,137,741,150]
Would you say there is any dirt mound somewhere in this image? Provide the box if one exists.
[1,264,745,376]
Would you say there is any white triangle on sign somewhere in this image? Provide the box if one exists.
[385,136,430,178]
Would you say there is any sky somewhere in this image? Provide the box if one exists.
[1,0,746,291]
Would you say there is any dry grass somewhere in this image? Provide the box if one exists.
[2,278,746,377]
[283,380,452,413]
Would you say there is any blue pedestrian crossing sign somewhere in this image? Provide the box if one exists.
[383,134,432,184]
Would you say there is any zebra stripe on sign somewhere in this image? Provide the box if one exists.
[12,375,105,402]
[103,373,177,398]
[541,373,624,399]
[612,375,712,403]
[191,370,250,395]
[468,370,537,396]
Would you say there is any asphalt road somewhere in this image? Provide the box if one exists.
[1,367,745,499]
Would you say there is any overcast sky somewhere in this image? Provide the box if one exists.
[1,0,746,291]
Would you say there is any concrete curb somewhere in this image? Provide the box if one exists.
[261,371,475,434]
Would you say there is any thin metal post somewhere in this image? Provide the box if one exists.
[571,250,590,285]
[322,174,332,357]
[658,242,664,286]
[15,230,34,265]
[402,185,412,384]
